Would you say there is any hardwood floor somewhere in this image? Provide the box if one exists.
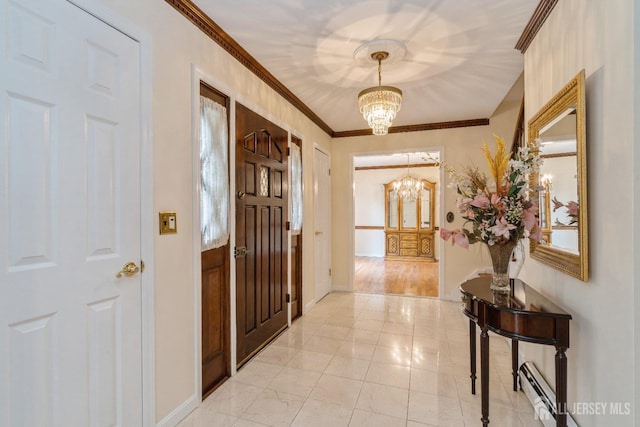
[354,256,439,297]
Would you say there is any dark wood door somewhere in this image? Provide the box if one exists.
[290,135,303,321]
[235,102,288,366]
[200,82,230,397]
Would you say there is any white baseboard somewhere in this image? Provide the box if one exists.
[156,394,198,427]
[303,298,317,314]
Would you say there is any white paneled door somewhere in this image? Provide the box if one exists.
[313,148,331,301]
[0,0,143,425]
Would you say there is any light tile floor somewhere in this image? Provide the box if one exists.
[179,292,543,427]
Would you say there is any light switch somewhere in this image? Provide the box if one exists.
[159,211,177,235]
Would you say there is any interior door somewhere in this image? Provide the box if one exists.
[235,103,288,366]
[313,148,331,301]
[0,0,142,425]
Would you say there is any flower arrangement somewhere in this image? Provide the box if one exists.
[440,135,543,249]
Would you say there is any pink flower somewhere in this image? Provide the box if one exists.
[460,197,473,208]
[490,193,503,207]
[464,209,476,220]
[440,228,453,241]
[452,231,470,249]
[566,201,578,217]
[489,217,516,239]
[470,193,490,209]
[530,224,543,241]
[440,229,469,249]
[523,207,538,231]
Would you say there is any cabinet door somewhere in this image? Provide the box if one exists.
[419,180,436,232]
[401,198,417,230]
[385,185,399,230]
[386,233,400,256]
[419,234,435,258]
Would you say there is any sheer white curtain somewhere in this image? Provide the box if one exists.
[290,143,303,233]
[200,96,229,250]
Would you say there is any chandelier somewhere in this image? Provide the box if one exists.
[393,154,423,202]
[357,51,403,136]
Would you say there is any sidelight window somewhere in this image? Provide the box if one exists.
[200,96,229,250]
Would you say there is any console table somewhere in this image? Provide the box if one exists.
[460,277,572,427]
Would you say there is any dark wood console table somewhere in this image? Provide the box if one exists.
[460,277,572,427]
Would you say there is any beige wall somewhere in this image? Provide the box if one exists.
[331,73,524,299]
[91,0,331,422]
[521,1,637,425]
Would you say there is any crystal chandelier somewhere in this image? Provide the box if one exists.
[357,51,403,136]
[393,154,423,202]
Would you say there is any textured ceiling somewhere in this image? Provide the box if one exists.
[193,0,536,133]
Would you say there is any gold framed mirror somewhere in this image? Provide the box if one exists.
[528,70,588,281]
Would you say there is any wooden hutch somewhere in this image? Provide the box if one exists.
[384,179,436,261]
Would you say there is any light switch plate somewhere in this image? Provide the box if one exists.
[159,211,177,235]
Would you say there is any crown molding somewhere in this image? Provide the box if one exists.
[333,118,489,138]
[165,0,334,136]
[515,0,559,53]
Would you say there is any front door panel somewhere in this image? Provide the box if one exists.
[235,103,288,366]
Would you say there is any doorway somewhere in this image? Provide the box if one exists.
[352,151,441,297]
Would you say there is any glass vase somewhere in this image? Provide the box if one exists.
[487,239,518,293]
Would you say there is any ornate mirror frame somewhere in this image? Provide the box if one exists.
[528,70,588,281]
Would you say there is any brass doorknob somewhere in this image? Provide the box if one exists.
[116,262,140,278]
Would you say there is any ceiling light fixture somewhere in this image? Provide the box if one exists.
[357,51,403,136]
[393,154,423,202]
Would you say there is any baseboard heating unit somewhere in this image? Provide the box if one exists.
[519,362,578,427]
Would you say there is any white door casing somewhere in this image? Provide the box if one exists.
[313,147,331,301]
[0,0,143,425]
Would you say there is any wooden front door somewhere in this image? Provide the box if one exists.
[200,83,230,397]
[235,103,288,366]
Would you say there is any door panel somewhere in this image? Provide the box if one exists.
[236,103,288,366]
[201,248,229,396]
[290,234,302,320]
[0,0,142,424]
